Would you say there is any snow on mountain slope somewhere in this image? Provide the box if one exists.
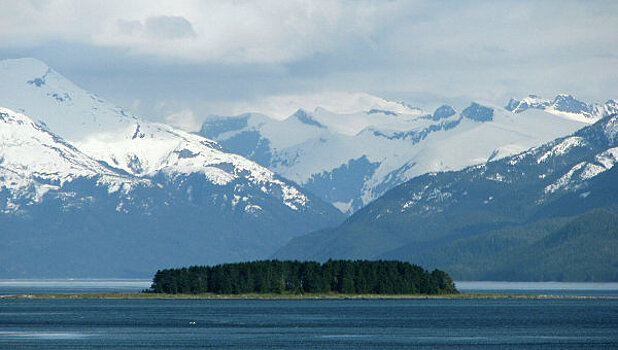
[391,108,587,183]
[506,94,618,122]
[0,59,347,277]
[0,107,141,212]
[201,94,614,214]
[273,114,618,266]
[0,58,313,212]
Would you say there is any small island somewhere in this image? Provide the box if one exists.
[148,260,458,295]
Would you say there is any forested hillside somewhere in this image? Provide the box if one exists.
[275,115,618,281]
[400,205,618,281]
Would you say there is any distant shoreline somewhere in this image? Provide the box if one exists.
[1,292,616,300]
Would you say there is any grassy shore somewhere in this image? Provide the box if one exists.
[0,292,613,300]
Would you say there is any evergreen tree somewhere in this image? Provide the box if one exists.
[149,260,458,295]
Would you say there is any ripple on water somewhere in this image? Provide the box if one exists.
[0,331,92,340]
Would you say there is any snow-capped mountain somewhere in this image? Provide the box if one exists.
[0,59,344,277]
[201,93,616,214]
[506,94,618,121]
[274,114,618,281]
[0,107,143,212]
[0,58,334,214]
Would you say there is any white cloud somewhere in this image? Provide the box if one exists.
[231,92,413,120]
[164,109,201,131]
[144,16,196,39]
[0,0,616,117]
[117,16,196,39]
[1,1,615,67]
[0,0,395,64]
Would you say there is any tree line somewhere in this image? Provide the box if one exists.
[149,260,458,295]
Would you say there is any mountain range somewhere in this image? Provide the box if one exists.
[201,92,617,214]
[0,58,343,277]
[1,57,616,281]
[275,114,618,281]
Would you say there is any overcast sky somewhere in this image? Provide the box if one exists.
[1,0,616,130]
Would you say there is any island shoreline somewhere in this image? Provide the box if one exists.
[1,292,615,300]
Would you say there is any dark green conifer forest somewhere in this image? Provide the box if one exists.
[149,260,457,295]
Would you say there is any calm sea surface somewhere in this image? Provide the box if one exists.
[0,281,617,349]
[456,281,618,297]
[1,298,617,349]
[0,279,151,295]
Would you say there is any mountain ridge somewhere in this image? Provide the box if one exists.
[200,92,616,214]
[0,59,345,277]
[273,114,618,281]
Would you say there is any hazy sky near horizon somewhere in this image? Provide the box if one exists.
[0,0,616,130]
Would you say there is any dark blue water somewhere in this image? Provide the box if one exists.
[1,298,616,349]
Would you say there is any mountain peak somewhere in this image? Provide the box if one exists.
[432,105,456,121]
[0,57,50,74]
[291,109,327,128]
[505,95,551,113]
[0,57,128,141]
[461,102,493,122]
[0,58,329,214]
[550,94,591,114]
[504,94,617,122]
